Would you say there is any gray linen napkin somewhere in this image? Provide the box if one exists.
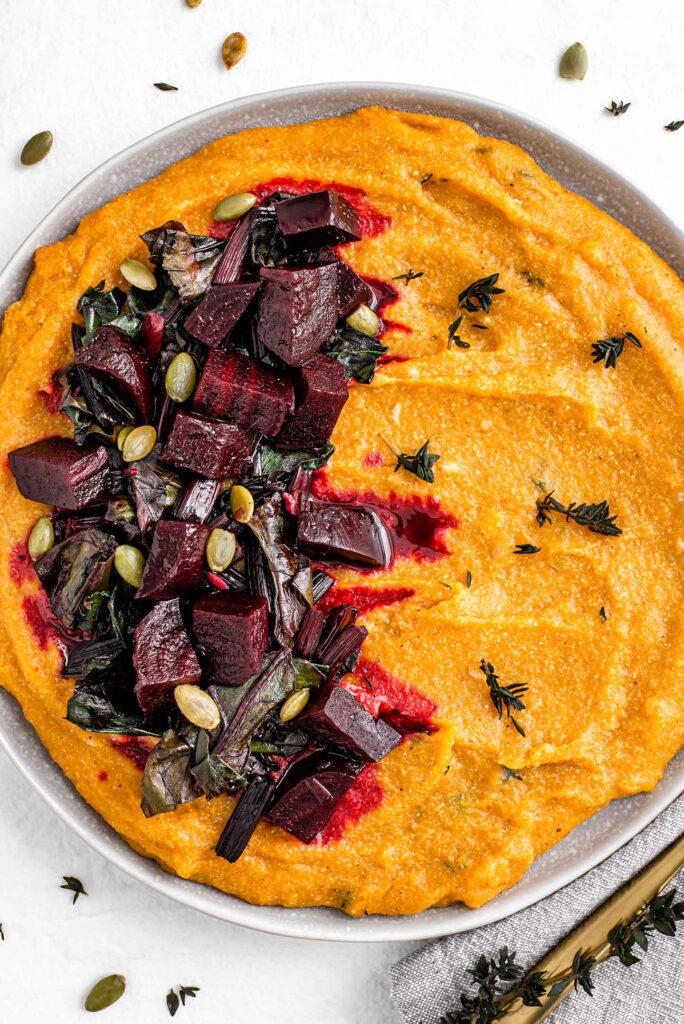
[392,795,684,1024]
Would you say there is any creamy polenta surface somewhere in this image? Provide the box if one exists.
[1,106,683,916]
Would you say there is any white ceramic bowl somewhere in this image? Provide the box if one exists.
[0,83,682,942]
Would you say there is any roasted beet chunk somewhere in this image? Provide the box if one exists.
[174,477,220,523]
[276,355,348,449]
[297,500,393,568]
[9,438,110,511]
[162,410,253,479]
[75,325,152,421]
[183,282,260,349]
[194,350,294,436]
[336,261,373,317]
[133,598,202,714]
[303,686,401,762]
[136,520,210,601]
[275,190,361,248]
[257,264,339,366]
[265,752,362,843]
[192,591,268,686]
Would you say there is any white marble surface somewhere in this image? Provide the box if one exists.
[0,0,682,1021]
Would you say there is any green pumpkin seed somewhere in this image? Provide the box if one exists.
[206,528,236,572]
[185,0,202,6]
[221,32,248,71]
[85,974,126,1012]
[120,258,157,291]
[213,192,257,222]
[21,130,53,166]
[122,425,157,462]
[115,424,134,452]
[279,688,311,722]
[174,685,221,730]
[114,545,146,588]
[559,42,588,80]
[230,484,254,524]
[165,352,197,402]
[28,516,54,560]
[346,304,380,338]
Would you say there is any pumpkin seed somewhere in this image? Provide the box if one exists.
[174,685,221,729]
[185,0,202,6]
[122,425,157,462]
[115,424,134,451]
[230,484,254,523]
[279,688,311,722]
[120,258,157,292]
[346,303,380,337]
[559,42,588,80]
[213,192,257,222]
[165,352,197,402]
[221,32,247,71]
[21,130,53,166]
[85,974,126,1012]
[206,528,236,572]
[28,516,54,560]
[114,545,146,588]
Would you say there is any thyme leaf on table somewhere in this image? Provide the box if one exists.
[60,876,87,904]
[606,99,631,116]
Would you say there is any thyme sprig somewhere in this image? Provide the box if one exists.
[664,120,683,132]
[380,435,440,483]
[514,544,540,555]
[606,100,631,116]
[480,659,528,737]
[441,886,684,1023]
[448,316,470,349]
[167,985,200,1016]
[392,268,424,284]
[60,876,87,904]
[458,273,505,314]
[591,331,642,368]
[536,492,622,537]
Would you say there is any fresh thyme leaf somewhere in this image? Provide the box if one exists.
[393,440,440,483]
[606,100,631,116]
[502,765,524,781]
[458,273,505,314]
[665,119,684,132]
[0,923,4,941]
[167,991,179,1017]
[479,659,528,737]
[536,492,622,537]
[362,674,375,692]
[167,985,199,1016]
[154,83,179,91]
[514,543,540,554]
[519,269,545,288]
[60,876,87,904]
[448,315,470,349]
[466,570,472,589]
[419,172,433,184]
[392,268,424,284]
[471,323,489,329]
[591,331,642,368]
[599,606,607,621]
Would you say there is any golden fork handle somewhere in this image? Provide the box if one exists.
[500,829,684,1023]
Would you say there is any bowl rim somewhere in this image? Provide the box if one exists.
[0,80,682,943]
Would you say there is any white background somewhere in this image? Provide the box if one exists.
[0,1,682,1021]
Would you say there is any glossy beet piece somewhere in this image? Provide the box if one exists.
[141,311,165,361]
[183,282,260,348]
[275,190,361,248]
[194,350,294,436]
[257,263,339,366]
[336,261,373,317]
[192,591,269,686]
[162,410,253,479]
[136,520,210,601]
[133,598,202,714]
[265,752,362,843]
[297,500,393,568]
[303,686,401,763]
[276,355,348,449]
[175,477,220,523]
[9,438,110,511]
[75,325,152,421]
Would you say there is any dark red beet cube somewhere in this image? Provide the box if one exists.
[75,324,152,421]
[336,261,373,317]
[192,592,268,686]
[265,752,362,843]
[183,282,260,349]
[275,190,361,248]
[297,499,393,568]
[133,598,202,714]
[257,264,339,366]
[276,355,348,449]
[175,477,220,523]
[162,410,254,479]
[303,686,401,762]
[141,311,165,361]
[136,520,210,601]
[8,438,110,511]
[193,350,294,436]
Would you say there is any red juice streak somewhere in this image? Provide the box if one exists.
[316,763,383,844]
[37,372,63,415]
[98,770,108,782]
[9,542,34,585]
[311,475,457,562]
[207,217,239,242]
[317,585,414,616]
[342,657,437,732]
[381,320,412,336]
[110,736,156,771]
[22,594,57,651]
[362,450,384,468]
